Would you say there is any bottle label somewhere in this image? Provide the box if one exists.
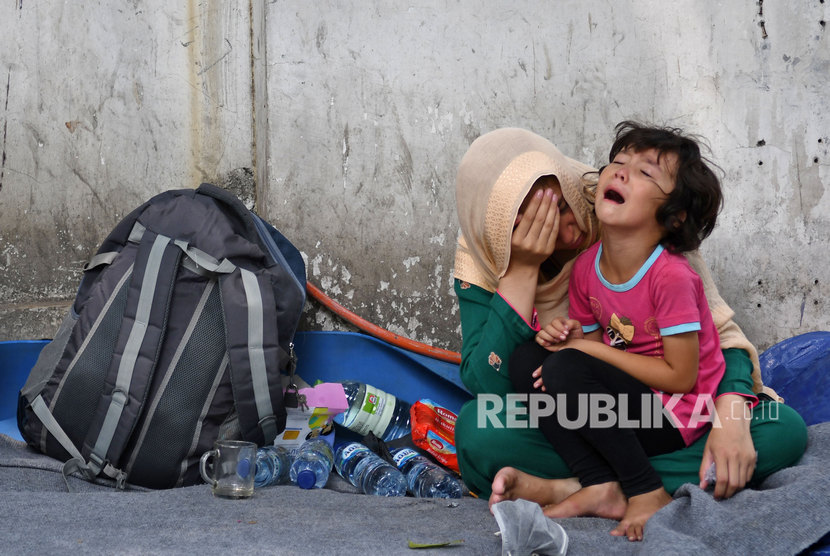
[349,385,396,437]
[392,447,418,467]
[340,443,370,461]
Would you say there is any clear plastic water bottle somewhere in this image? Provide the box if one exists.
[333,381,411,441]
[289,438,334,489]
[390,447,463,499]
[254,445,292,488]
[334,441,407,497]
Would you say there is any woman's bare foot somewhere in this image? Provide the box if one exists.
[543,481,628,520]
[488,467,581,512]
[610,487,673,541]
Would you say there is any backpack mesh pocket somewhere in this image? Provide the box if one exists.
[126,283,228,488]
[49,275,131,455]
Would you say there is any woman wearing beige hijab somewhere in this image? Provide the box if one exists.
[452,127,807,509]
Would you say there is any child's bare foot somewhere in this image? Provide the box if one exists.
[610,487,673,541]
[488,467,580,512]
[543,481,628,520]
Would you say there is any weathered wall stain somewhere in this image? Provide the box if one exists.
[264,2,829,352]
[0,1,254,339]
[759,0,768,40]
[1,1,828,353]
[0,70,9,193]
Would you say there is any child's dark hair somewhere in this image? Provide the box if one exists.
[608,121,723,253]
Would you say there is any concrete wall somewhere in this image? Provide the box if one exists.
[1,1,827,353]
[0,0,255,337]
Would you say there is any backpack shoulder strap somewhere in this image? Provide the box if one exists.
[82,226,182,481]
[24,223,182,489]
[194,183,295,445]
[220,267,287,446]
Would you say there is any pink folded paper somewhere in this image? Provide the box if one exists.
[297,382,349,414]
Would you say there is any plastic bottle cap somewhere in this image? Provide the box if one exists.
[237,458,251,479]
[296,470,317,489]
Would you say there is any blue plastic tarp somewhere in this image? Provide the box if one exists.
[760,331,830,426]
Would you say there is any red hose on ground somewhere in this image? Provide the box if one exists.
[306,281,462,365]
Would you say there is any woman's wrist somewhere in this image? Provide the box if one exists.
[497,262,541,323]
[502,258,542,280]
[713,394,752,427]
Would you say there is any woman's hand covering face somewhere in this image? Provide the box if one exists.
[510,188,560,271]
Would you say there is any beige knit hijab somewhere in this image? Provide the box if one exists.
[453,127,771,397]
[454,127,598,323]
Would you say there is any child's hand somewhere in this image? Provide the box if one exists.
[532,365,546,391]
[536,317,583,349]
[532,318,583,390]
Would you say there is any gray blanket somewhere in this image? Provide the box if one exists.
[2,424,830,555]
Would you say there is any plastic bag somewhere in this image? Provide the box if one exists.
[492,499,568,556]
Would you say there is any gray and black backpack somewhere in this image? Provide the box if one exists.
[17,183,306,489]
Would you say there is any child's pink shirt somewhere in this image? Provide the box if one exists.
[569,242,726,445]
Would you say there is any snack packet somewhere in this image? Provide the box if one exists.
[410,399,459,472]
